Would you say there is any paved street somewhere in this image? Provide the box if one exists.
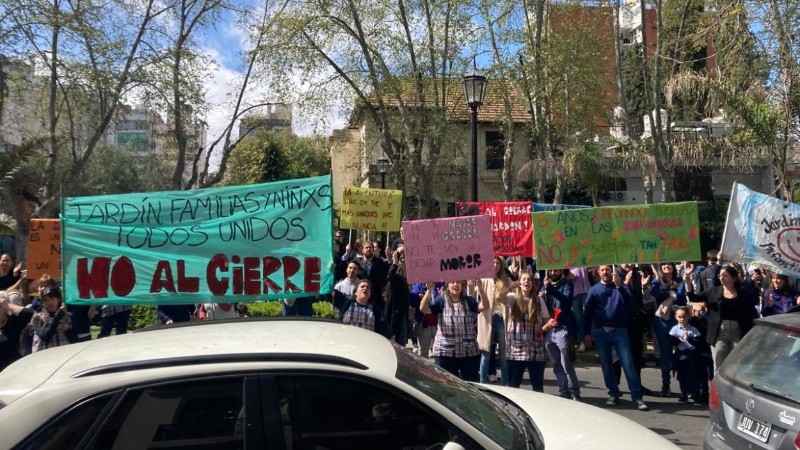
[533,351,709,449]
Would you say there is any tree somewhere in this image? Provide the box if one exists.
[516,0,613,204]
[223,129,330,186]
[0,0,167,204]
[0,0,289,261]
[260,0,473,217]
[0,139,43,260]
[660,0,785,200]
[479,0,520,201]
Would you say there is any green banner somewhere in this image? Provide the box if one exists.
[532,202,700,269]
[62,176,334,305]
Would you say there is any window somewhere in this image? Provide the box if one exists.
[276,375,451,450]
[719,324,800,402]
[90,377,246,450]
[17,395,113,450]
[485,131,504,170]
[394,348,531,449]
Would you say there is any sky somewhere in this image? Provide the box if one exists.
[197,11,348,171]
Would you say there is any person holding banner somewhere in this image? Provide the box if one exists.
[614,264,652,396]
[569,267,592,353]
[504,271,550,392]
[354,242,390,306]
[685,264,758,369]
[386,246,411,346]
[649,262,687,397]
[541,269,581,401]
[341,239,364,263]
[421,280,489,382]
[583,265,649,411]
[334,279,392,338]
[477,257,512,385]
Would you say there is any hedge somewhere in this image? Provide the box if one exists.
[128,299,336,331]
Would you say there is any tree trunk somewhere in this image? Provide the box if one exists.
[553,170,565,204]
[44,0,61,199]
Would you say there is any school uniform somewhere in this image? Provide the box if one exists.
[429,294,480,381]
[504,294,549,391]
[669,323,702,401]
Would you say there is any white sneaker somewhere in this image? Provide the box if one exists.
[577,343,587,353]
[635,400,649,411]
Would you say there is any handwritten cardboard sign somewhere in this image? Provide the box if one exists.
[456,201,533,256]
[532,202,700,269]
[27,219,62,280]
[339,187,402,231]
[61,176,334,305]
[403,215,494,283]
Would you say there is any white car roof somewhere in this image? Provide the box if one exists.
[0,318,398,406]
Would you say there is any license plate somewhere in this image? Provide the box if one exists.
[737,414,771,443]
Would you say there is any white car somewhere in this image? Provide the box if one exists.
[0,318,678,450]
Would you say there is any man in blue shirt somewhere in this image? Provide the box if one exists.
[583,265,648,411]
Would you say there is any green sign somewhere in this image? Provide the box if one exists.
[532,202,701,269]
[62,176,334,305]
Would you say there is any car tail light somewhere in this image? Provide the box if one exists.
[709,380,720,411]
[795,430,800,449]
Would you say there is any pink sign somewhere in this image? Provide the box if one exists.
[403,215,494,284]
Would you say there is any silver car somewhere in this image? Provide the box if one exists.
[704,313,800,449]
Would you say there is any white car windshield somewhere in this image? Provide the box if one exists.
[394,348,529,449]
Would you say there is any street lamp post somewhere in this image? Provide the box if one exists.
[377,157,389,189]
[376,156,390,255]
[462,66,487,202]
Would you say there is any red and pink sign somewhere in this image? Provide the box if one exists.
[403,215,494,284]
[456,202,533,256]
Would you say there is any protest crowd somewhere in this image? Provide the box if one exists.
[2,182,800,417]
[328,238,800,411]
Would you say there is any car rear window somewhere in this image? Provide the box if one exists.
[719,321,800,403]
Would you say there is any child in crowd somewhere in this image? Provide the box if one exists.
[669,306,702,405]
[690,303,714,404]
[31,287,73,352]
[236,303,248,318]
